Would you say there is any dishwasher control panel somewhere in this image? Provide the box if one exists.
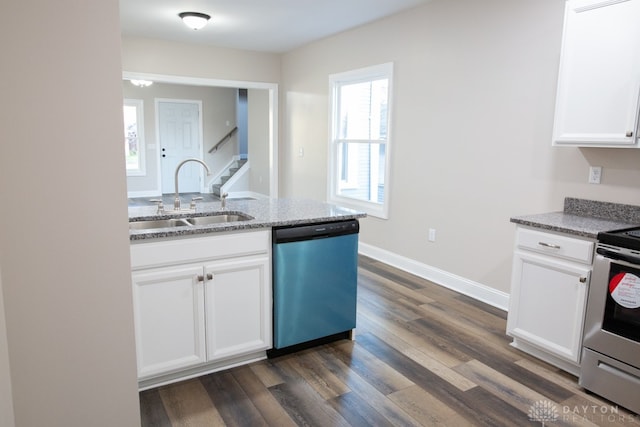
[273,219,359,243]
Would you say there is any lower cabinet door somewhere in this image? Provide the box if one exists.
[132,265,206,378]
[507,250,590,363]
[205,256,271,361]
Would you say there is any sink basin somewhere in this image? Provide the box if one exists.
[187,213,252,226]
[129,218,192,230]
[129,212,253,230]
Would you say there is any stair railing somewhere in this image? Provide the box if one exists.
[208,126,238,154]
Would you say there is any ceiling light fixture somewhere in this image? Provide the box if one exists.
[179,12,211,30]
[130,79,153,87]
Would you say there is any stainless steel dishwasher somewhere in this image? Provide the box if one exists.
[268,219,359,357]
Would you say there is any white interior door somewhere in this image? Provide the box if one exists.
[158,101,202,193]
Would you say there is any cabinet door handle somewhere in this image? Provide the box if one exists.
[579,276,587,283]
[196,275,204,282]
[626,131,634,137]
[206,273,213,281]
[538,241,561,249]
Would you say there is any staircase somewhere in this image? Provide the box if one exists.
[212,159,247,197]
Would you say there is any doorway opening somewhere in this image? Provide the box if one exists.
[122,71,278,200]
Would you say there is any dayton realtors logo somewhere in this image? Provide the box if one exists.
[528,400,638,425]
[528,400,559,425]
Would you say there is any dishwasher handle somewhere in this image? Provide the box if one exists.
[273,219,359,243]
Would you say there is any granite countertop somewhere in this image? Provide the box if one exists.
[510,197,640,239]
[129,198,366,241]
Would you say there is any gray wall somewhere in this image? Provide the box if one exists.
[121,36,281,83]
[0,270,13,426]
[280,0,640,294]
[0,0,140,426]
[248,89,272,196]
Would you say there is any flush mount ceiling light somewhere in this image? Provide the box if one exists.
[179,12,211,30]
[130,79,153,87]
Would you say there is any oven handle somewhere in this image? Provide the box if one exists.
[596,247,640,265]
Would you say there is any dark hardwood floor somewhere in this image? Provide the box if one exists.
[139,256,637,426]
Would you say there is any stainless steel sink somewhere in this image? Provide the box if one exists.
[129,212,253,230]
[186,213,252,226]
[129,218,191,230]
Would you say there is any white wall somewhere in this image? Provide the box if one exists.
[281,0,640,295]
[0,0,141,426]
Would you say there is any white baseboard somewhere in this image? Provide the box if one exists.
[358,242,509,311]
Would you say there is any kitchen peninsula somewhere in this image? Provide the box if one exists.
[129,197,365,240]
[128,197,365,390]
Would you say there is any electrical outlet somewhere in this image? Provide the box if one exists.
[589,166,602,184]
[428,228,436,242]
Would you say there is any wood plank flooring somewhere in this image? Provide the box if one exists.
[139,256,638,426]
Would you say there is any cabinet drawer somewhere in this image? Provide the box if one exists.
[131,230,270,269]
[516,228,594,264]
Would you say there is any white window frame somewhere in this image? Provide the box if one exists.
[328,62,393,219]
[123,98,146,176]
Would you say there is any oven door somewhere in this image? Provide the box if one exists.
[583,248,640,367]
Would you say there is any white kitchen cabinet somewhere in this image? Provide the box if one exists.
[507,227,593,376]
[130,230,271,388]
[552,0,640,147]
[131,265,206,379]
[204,256,270,361]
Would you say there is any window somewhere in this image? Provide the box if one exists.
[328,63,393,218]
[123,99,146,176]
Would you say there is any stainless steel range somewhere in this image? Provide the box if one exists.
[581,227,640,414]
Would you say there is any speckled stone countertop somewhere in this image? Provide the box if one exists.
[510,197,640,239]
[129,198,366,241]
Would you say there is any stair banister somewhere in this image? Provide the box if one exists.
[208,126,238,154]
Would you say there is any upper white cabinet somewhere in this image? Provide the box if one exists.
[552,0,640,147]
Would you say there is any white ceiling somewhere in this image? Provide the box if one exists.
[119,0,431,53]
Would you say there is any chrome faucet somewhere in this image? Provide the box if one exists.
[174,158,211,211]
[220,192,228,210]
